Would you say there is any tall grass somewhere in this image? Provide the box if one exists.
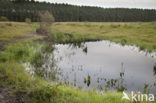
[0,22,33,42]
[51,22,156,52]
[0,41,131,103]
[0,22,156,102]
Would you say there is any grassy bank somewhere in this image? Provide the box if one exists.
[0,22,156,103]
[51,22,156,52]
[0,22,35,42]
[1,22,156,52]
[0,41,129,103]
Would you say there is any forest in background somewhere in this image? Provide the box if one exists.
[0,0,156,22]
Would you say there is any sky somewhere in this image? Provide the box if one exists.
[36,0,156,9]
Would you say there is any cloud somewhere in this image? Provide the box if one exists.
[36,0,156,9]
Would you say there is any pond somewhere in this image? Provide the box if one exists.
[53,40,156,93]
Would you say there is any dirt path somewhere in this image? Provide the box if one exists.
[0,86,28,103]
[0,87,16,103]
[0,32,47,51]
[0,32,46,103]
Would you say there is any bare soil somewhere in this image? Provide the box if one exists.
[0,32,47,51]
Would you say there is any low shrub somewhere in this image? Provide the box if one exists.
[25,18,31,24]
[0,16,8,21]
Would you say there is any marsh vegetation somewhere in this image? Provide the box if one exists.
[54,41,156,93]
[0,22,156,103]
[51,22,156,52]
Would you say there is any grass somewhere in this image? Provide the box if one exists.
[1,22,156,52]
[1,42,153,103]
[0,22,156,103]
[0,41,131,103]
[0,22,34,42]
[51,22,156,52]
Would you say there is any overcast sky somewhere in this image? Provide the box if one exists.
[36,0,156,9]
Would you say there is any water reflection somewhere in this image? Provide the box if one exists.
[26,44,61,81]
[54,40,156,93]
[26,40,156,93]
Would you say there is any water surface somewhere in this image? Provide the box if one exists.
[54,40,156,93]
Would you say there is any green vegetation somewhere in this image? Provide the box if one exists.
[154,64,156,73]
[36,11,55,35]
[1,0,156,22]
[51,22,156,52]
[0,22,156,102]
[0,22,33,42]
[0,16,8,21]
[1,22,156,52]
[0,41,129,103]
[25,18,31,24]
[83,46,88,53]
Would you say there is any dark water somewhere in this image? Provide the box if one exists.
[54,40,156,93]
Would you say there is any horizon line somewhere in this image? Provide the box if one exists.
[34,0,156,10]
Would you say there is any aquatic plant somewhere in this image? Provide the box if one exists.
[83,46,88,53]
[139,45,146,51]
[121,39,127,45]
[152,45,156,50]
[154,64,156,70]
[143,83,150,94]
[120,72,124,78]
[153,64,156,75]
[84,75,91,87]
[87,75,91,87]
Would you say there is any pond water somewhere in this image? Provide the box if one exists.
[54,40,156,93]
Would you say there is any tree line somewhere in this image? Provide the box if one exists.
[0,0,156,22]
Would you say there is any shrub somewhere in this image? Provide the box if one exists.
[0,16,8,21]
[121,39,127,45]
[36,11,55,35]
[25,18,31,24]
[6,23,12,26]
[110,24,120,28]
